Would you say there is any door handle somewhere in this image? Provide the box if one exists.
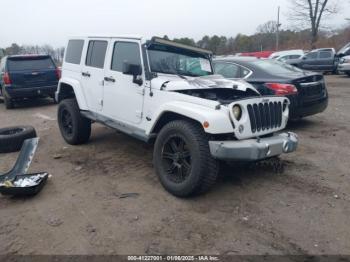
[104,76,115,83]
[82,72,91,77]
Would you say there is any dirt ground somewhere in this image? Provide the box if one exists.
[0,75,349,256]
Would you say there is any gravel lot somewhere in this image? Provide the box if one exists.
[0,75,349,256]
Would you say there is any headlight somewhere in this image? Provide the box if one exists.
[232,105,242,121]
[341,58,350,64]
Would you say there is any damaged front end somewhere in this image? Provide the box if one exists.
[175,87,260,105]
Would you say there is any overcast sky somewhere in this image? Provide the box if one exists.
[0,0,349,48]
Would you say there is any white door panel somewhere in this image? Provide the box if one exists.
[103,39,144,124]
[81,39,109,111]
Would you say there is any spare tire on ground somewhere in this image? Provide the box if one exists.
[0,126,37,153]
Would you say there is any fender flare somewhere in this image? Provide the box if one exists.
[57,77,88,110]
[147,101,234,135]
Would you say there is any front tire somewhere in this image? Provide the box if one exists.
[57,98,91,145]
[153,120,219,197]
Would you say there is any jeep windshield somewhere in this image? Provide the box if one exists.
[147,43,213,77]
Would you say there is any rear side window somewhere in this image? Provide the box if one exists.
[111,42,141,72]
[213,62,241,78]
[241,67,251,78]
[7,57,55,71]
[319,51,332,59]
[65,40,84,64]
[86,40,108,69]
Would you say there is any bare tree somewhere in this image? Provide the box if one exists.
[257,21,278,34]
[289,0,339,49]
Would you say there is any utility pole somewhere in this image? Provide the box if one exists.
[276,6,281,51]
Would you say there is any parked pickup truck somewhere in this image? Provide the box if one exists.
[56,36,298,197]
[291,48,339,74]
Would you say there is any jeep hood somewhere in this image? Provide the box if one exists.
[151,74,260,94]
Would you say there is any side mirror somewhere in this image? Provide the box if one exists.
[122,62,143,86]
[302,56,307,60]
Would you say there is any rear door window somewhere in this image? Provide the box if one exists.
[86,40,108,69]
[278,55,289,62]
[65,39,84,64]
[7,57,55,71]
[111,42,141,72]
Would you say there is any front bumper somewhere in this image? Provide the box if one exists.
[209,132,298,161]
[4,85,57,99]
[338,63,350,73]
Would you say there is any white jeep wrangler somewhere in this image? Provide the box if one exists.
[56,36,298,197]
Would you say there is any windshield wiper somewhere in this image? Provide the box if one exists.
[155,70,188,79]
[176,74,187,80]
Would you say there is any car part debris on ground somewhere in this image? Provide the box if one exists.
[0,137,50,196]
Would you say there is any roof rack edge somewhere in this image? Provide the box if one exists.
[150,37,213,55]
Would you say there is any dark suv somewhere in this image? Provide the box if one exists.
[0,55,60,109]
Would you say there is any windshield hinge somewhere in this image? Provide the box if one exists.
[136,111,143,119]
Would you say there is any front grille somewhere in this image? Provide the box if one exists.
[247,102,282,133]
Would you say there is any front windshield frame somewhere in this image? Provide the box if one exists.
[146,43,214,77]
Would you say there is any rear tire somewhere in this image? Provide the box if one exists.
[4,93,14,109]
[57,98,91,145]
[153,120,219,197]
[51,95,58,104]
[0,126,37,153]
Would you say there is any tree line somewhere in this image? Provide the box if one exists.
[167,24,349,55]
[1,0,348,59]
[1,24,348,62]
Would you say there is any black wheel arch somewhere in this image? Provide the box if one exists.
[150,111,204,138]
[57,82,76,103]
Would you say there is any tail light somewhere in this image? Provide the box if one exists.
[265,83,298,96]
[55,68,61,80]
[3,72,11,85]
